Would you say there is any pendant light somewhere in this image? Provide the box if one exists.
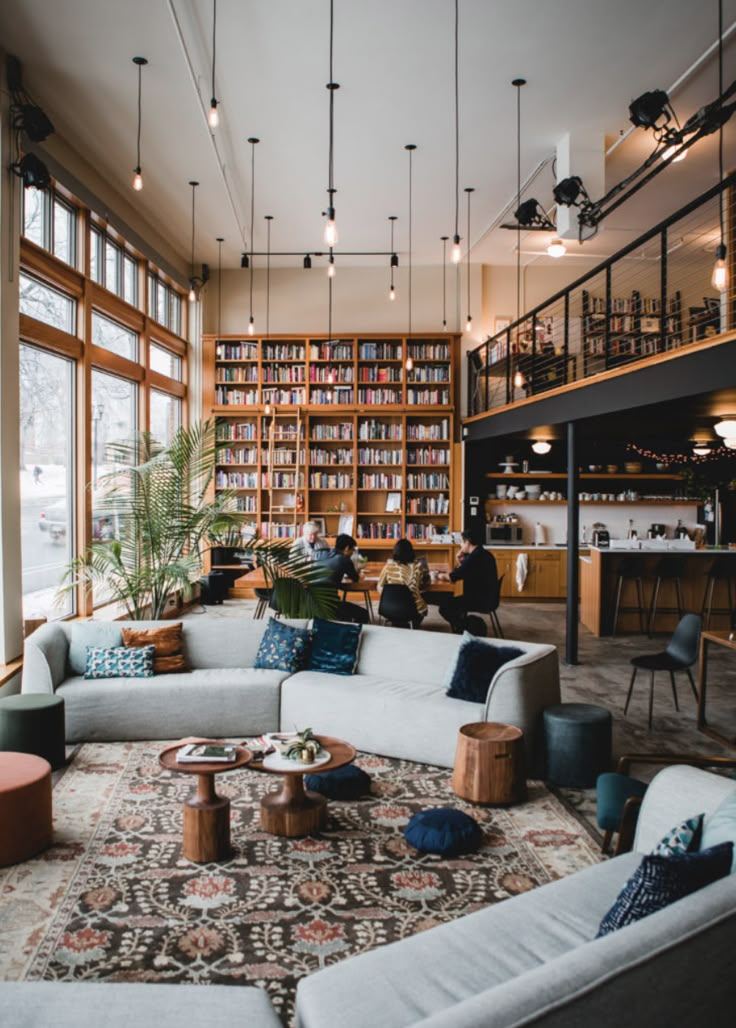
[131,57,147,191]
[547,238,567,258]
[264,215,273,338]
[714,415,736,437]
[216,236,224,336]
[532,440,552,455]
[711,0,728,291]
[451,0,462,263]
[441,236,448,329]
[208,0,219,128]
[188,180,199,301]
[388,216,398,300]
[405,144,416,371]
[512,78,527,390]
[327,254,336,278]
[247,137,259,335]
[464,187,474,332]
[323,0,339,246]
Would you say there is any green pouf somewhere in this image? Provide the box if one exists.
[0,694,65,770]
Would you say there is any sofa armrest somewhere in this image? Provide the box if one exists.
[22,624,69,695]
[633,764,736,853]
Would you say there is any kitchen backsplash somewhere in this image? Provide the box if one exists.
[489,501,701,545]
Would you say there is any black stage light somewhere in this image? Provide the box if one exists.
[303,254,312,269]
[11,152,51,189]
[390,252,399,268]
[12,103,54,142]
[553,176,583,207]
[629,89,670,129]
[240,252,249,268]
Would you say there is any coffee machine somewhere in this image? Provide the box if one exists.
[647,523,667,539]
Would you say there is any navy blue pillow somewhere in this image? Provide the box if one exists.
[305,765,371,800]
[254,618,311,672]
[307,617,362,675]
[596,841,734,937]
[404,807,482,857]
[446,641,523,703]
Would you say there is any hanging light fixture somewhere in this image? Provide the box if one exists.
[714,414,736,437]
[441,236,448,330]
[131,57,147,191]
[188,180,199,301]
[532,440,552,455]
[216,236,224,336]
[451,0,462,263]
[323,0,339,247]
[547,238,567,258]
[712,0,729,291]
[388,216,398,301]
[405,144,417,371]
[208,0,220,127]
[464,187,474,332]
[247,137,259,335]
[512,78,527,390]
[303,254,312,269]
[692,442,713,456]
[327,254,336,278]
[264,215,273,338]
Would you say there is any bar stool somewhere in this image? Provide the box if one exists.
[701,556,736,629]
[611,556,646,636]
[647,556,685,637]
[254,588,272,619]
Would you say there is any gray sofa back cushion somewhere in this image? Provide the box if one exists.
[68,622,123,674]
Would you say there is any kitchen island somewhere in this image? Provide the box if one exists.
[579,545,736,636]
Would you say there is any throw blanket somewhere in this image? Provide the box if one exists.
[515,551,528,592]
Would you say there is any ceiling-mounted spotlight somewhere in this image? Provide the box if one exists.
[208,0,220,128]
[531,440,552,455]
[553,175,589,208]
[714,415,736,437]
[629,89,673,130]
[547,238,567,258]
[10,152,50,189]
[131,56,147,191]
[502,197,556,232]
[241,252,249,268]
[7,57,55,142]
[303,254,312,269]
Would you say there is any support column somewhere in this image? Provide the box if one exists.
[566,421,579,666]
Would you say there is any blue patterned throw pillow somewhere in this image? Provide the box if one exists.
[596,842,734,937]
[651,813,704,857]
[254,618,311,672]
[307,617,362,675]
[85,645,155,679]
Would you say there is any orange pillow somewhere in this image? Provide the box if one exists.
[121,623,188,674]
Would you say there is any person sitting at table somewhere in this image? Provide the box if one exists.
[436,527,499,634]
[317,533,370,624]
[376,538,430,628]
[291,520,330,561]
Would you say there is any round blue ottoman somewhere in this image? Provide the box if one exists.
[404,807,482,857]
[0,694,65,770]
[305,765,371,800]
[543,703,612,788]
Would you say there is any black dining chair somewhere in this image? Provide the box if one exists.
[378,584,422,629]
[466,574,505,638]
[624,613,701,730]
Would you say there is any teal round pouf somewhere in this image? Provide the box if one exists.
[596,772,648,833]
[404,807,482,857]
[305,765,371,800]
[0,694,65,770]
[543,703,612,788]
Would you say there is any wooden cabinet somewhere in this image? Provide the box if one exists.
[489,548,564,600]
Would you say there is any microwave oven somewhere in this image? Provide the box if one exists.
[486,523,523,545]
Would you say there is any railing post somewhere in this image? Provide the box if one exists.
[505,329,511,405]
[660,226,667,352]
[604,265,612,371]
[563,292,570,384]
[566,420,579,666]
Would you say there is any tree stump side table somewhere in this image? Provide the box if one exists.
[452,722,527,805]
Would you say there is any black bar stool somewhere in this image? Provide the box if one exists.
[647,556,686,637]
[611,556,646,636]
[701,556,736,629]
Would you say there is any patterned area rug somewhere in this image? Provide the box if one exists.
[0,742,602,1025]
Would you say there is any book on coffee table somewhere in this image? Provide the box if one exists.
[241,735,276,760]
[177,743,238,763]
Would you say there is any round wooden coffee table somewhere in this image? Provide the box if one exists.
[159,742,251,862]
[451,722,527,805]
[251,735,356,837]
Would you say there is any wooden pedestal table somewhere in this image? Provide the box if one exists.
[697,630,736,748]
[252,735,356,837]
[452,722,527,805]
[159,743,252,862]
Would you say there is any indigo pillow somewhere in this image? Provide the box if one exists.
[701,789,736,872]
[69,622,123,675]
[651,813,703,857]
[404,807,482,857]
[254,618,311,672]
[122,623,188,674]
[305,765,372,800]
[440,631,475,692]
[307,617,362,675]
[446,641,523,703]
[85,645,155,680]
[596,842,734,937]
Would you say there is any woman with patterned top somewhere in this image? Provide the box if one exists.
[376,538,430,628]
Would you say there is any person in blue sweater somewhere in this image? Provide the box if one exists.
[436,527,498,633]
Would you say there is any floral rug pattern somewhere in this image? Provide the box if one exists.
[0,742,601,1025]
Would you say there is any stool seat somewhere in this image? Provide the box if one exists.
[451,722,527,804]
[543,703,612,788]
[611,557,646,636]
[0,752,53,866]
[0,693,65,769]
[647,557,686,636]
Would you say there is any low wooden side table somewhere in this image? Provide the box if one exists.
[451,722,527,805]
[159,743,251,863]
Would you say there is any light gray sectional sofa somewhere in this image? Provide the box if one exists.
[21,617,560,772]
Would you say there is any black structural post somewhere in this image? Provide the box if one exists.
[566,420,579,665]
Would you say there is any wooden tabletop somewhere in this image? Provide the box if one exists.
[236,562,458,593]
[702,630,736,651]
[159,742,252,776]
[249,735,356,776]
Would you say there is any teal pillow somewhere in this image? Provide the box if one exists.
[254,618,311,672]
[701,789,736,872]
[85,645,155,679]
[447,641,523,703]
[308,618,362,675]
[651,813,703,857]
[69,622,123,675]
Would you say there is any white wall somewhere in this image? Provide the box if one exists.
[489,501,701,546]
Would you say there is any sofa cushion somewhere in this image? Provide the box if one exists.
[700,789,736,871]
[121,623,188,674]
[308,618,362,675]
[84,645,155,680]
[447,640,524,703]
[651,813,703,857]
[254,617,311,672]
[404,807,482,857]
[596,843,734,937]
[69,622,123,675]
[305,764,371,800]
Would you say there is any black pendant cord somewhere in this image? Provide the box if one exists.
[265,216,272,337]
[453,0,460,246]
[248,137,259,325]
[189,180,197,283]
[136,61,143,171]
[328,269,333,340]
[718,0,725,245]
[406,145,416,335]
[465,188,474,325]
[389,216,396,293]
[441,236,448,329]
[516,83,521,327]
[216,237,223,336]
[211,0,217,104]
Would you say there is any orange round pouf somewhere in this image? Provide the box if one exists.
[0,752,52,866]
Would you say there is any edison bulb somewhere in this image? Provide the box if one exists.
[248,318,255,336]
[188,286,196,302]
[661,144,686,163]
[208,101,219,128]
[405,357,413,372]
[712,258,728,291]
[465,316,473,332]
[451,237,462,263]
[327,260,336,278]
[389,285,396,301]
[133,168,143,191]
[324,218,338,247]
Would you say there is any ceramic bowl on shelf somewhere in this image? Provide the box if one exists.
[624,462,642,473]
[496,485,508,498]
[588,464,602,473]
[606,464,618,474]
[526,484,541,499]
[515,491,527,500]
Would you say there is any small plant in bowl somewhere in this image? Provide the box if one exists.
[284,727,322,763]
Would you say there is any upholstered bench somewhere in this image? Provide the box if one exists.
[0,693,65,769]
[0,752,52,866]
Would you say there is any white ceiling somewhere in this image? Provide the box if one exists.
[2,0,736,273]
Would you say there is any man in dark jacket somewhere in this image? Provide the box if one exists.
[319,534,369,624]
[436,527,498,633]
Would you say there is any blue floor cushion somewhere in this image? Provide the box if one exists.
[305,765,371,800]
[404,807,482,857]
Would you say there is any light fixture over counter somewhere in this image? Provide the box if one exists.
[531,440,551,455]
[131,56,147,191]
